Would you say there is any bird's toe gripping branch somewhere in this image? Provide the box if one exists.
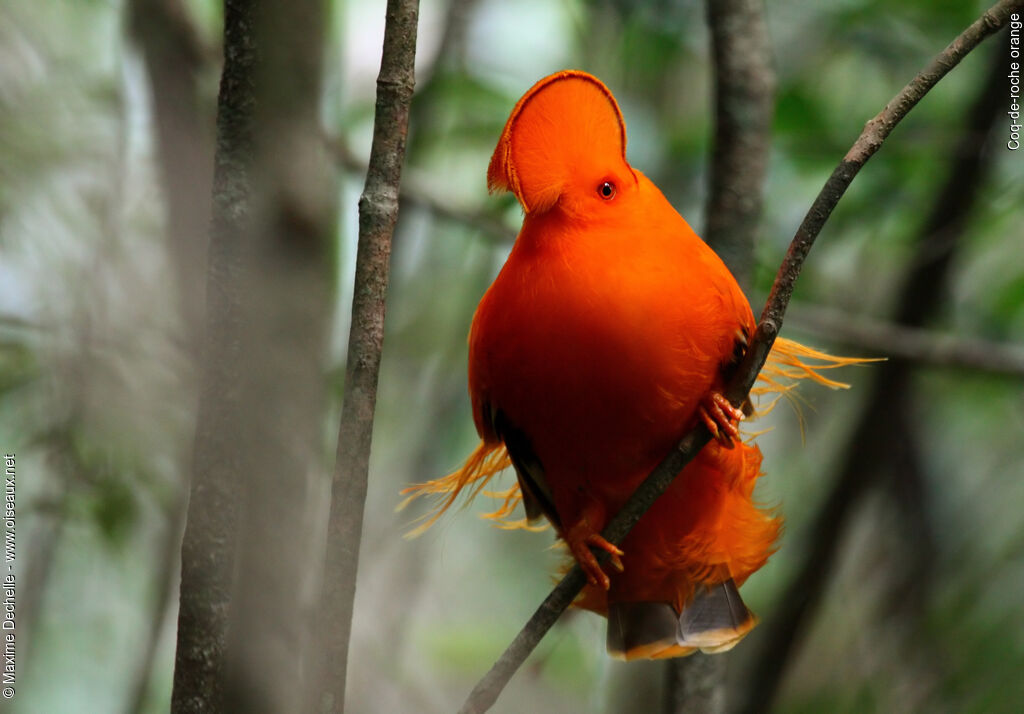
[565,520,624,590]
[698,391,745,447]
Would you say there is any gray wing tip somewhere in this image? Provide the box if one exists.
[607,601,680,660]
[606,580,758,660]
[677,578,757,651]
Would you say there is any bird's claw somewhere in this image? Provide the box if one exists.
[566,521,624,590]
[699,391,744,447]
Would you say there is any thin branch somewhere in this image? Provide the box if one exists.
[456,4,1018,712]
[787,304,1024,378]
[760,1,1017,332]
[316,1,420,713]
[734,31,1014,714]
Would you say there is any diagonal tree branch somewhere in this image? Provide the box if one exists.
[315,1,420,713]
[456,3,1019,712]
[733,31,1013,714]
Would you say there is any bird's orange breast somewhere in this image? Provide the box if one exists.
[469,176,754,521]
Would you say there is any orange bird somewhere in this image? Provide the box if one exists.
[403,71,863,659]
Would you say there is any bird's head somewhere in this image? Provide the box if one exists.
[487,71,638,218]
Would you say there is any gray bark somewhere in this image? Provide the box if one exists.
[315,1,420,712]
[170,0,335,712]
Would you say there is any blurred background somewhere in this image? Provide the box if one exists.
[1,0,1022,712]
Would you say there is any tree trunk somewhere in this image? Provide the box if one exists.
[170,1,335,712]
[664,1,775,711]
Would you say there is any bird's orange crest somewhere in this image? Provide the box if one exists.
[487,70,629,214]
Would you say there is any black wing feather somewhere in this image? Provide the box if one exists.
[490,407,560,529]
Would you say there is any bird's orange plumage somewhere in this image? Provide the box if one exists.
[403,71,866,659]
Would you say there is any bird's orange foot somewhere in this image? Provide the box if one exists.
[699,391,744,447]
[565,521,624,590]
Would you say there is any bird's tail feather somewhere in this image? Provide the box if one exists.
[606,579,757,660]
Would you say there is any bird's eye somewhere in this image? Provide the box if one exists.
[598,181,616,200]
